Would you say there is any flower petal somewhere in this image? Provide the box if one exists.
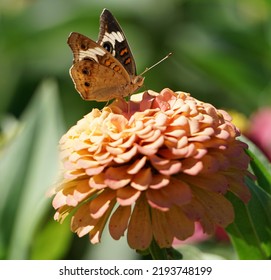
[151,208,174,248]
[127,196,152,250]
[104,166,132,189]
[131,168,152,190]
[116,186,141,206]
[89,189,116,219]
[109,206,131,240]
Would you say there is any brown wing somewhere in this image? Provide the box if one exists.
[68,32,134,101]
[70,59,132,101]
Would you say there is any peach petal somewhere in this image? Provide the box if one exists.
[227,173,251,203]
[127,156,147,174]
[54,205,72,223]
[146,189,171,211]
[77,158,105,169]
[159,144,196,159]
[215,128,230,139]
[89,135,105,143]
[155,112,168,126]
[189,135,211,142]
[170,115,188,126]
[64,169,86,181]
[116,186,141,206]
[165,128,186,138]
[89,201,115,244]
[109,206,131,240]
[53,178,95,208]
[200,154,221,174]
[180,173,229,194]
[52,191,68,209]
[149,174,170,189]
[89,189,116,219]
[114,145,137,163]
[164,136,178,148]
[177,136,188,148]
[188,118,200,134]
[126,119,144,132]
[141,129,161,143]
[149,154,170,166]
[150,154,182,175]
[181,158,203,175]
[137,129,155,140]
[193,148,208,159]
[127,196,153,250]
[137,135,164,155]
[118,134,136,148]
[108,138,123,147]
[130,168,152,190]
[63,160,78,171]
[135,124,152,136]
[106,145,124,155]
[104,166,132,189]
[86,165,105,176]
[181,197,206,220]
[93,152,112,161]
[89,173,107,189]
[71,202,96,237]
[151,208,174,248]
[67,183,96,206]
[109,114,128,131]
[193,187,234,227]
[166,177,192,206]
[166,206,195,240]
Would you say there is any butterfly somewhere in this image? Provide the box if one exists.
[67,9,144,101]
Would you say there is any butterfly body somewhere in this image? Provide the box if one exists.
[68,9,144,101]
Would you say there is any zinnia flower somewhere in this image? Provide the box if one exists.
[51,88,251,250]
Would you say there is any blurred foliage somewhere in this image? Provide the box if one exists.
[0,0,271,259]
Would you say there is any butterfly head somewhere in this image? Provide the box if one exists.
[132,75,144,89]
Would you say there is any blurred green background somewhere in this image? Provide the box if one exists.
[0,0,270,260]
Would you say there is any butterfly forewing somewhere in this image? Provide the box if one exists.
[67,9,144,101]
[98,9,137,76]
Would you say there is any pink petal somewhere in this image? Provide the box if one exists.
[114,145,137,164]
[89,189,116,219]
[71,202,96,237]
[89,173,107,189]
[109,206,131,240]
[127,156,147,174]
[180,173,229,194]
[131,168,152,190]
[116,186,141,206]
[149,174,170,189]
[127,197,153,250]
[193,187,235,227]
[166,206,194,240]
[86,165,105,176]
[104,166,132,189]
[151,208,173,248]
[137,135,164,155]
[181,158,203,175]
[149,154,182,175]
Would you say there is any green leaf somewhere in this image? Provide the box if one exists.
[30,217,73,260]
[246,148,271,195]
[227,177,271,259]
[0,79,65,259]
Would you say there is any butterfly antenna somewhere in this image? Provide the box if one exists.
[139,52,172,76]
